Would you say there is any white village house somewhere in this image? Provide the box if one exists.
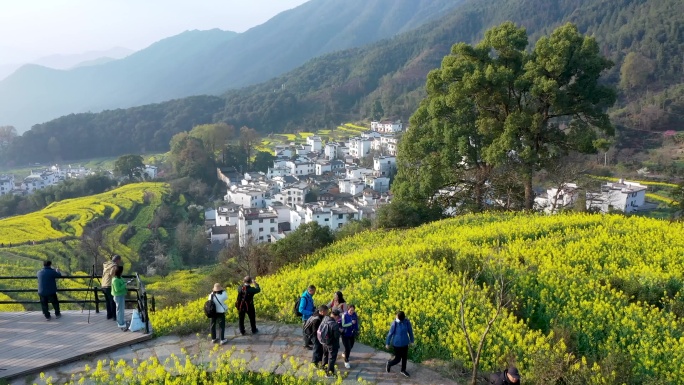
[534,183,580,213]
[0,175,15,196]
[371,120,403,134]
[587,180,647,213]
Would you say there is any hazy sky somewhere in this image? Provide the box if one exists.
[0,0,309,63]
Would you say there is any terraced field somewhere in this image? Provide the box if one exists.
[258,122,370,153]
[0,183,170,310]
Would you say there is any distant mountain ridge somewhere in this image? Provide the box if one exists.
[0,47,133,81]
[0,0,464,132]
[31,47,134,70]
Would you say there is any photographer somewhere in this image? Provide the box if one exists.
[37,260,62,320]
[236,276,261,335]
[101,255,122,321]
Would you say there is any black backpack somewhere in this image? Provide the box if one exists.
[235,286,248,311]
[204,293,218,318]
[303,314,319,339]
[293,295,304,317]
[317,318,335,345]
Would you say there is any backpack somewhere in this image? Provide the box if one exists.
[303,314,319,339]
[293,295,304,317]
[235,286,248,312]
[204,294,217,318]
[317,319,335,345]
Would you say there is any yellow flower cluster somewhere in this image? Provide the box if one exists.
[646,192,678,205]
[150,213,684,383]
[35,346,356,385]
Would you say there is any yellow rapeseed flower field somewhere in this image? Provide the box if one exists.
[151,213,684,384]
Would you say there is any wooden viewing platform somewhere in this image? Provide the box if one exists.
[0,310,153,380]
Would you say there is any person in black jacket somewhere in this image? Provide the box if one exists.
[320,308,342,378]
[489,366,521,384]
[236,276,261,335]
[37,260,62,320]
[304,304,329,367]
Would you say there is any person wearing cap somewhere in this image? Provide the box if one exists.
[101,255,123,321]
[209,282,228,344]
[236,276,261,335]
[489,366,521,384]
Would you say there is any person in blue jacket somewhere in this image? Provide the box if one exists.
[299,284,316,349]
[385,310,414,378]
[37,260,62,320]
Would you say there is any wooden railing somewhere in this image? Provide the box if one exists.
[0,268,154,334]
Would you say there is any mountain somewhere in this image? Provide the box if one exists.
[30,47,134,70]
[70,57,118,69]
[0,0,464,132]
[0,29,239,133]
[213,0,684,132]
[0,47,133,82]
[4,0,683,166]
[0,64,20,81]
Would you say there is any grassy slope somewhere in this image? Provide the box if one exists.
[151,213,684,383]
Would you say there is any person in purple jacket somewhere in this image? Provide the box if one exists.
[385,310,414,378]
[340,304,359,369]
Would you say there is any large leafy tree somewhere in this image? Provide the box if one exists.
[252,151,276,173]
[394,22,616,210]
[169,134,216,183]
[114,154,145,181]
[189,122,235,155]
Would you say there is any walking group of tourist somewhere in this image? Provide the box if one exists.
[204,281,521,382]
[298,285,420,379]
[298,286,362,378]
[36,262,520,382]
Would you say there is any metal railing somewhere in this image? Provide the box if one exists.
[0,268,154,334]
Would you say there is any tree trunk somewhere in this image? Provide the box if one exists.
[523,171,534,211]
[474,182,482,212]
[471,357,480,385]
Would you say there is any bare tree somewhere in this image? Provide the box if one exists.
[458,266,513,385]
[147,239,170,277]
[79,219,116,273]
[540,155,586,213]
[215,240,273,282]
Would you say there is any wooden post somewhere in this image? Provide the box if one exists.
[94,287,100,313]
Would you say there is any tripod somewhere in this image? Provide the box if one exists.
[80,264,98,324]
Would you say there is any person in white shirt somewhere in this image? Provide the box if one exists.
[209,282,228,345]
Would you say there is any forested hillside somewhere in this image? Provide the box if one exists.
[216,0,683,131]
[0,0,462,132]
[2,0,682,166]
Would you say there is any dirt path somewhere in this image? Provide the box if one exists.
[9,322,458,385]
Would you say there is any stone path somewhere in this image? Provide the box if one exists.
[9,322,458,385]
